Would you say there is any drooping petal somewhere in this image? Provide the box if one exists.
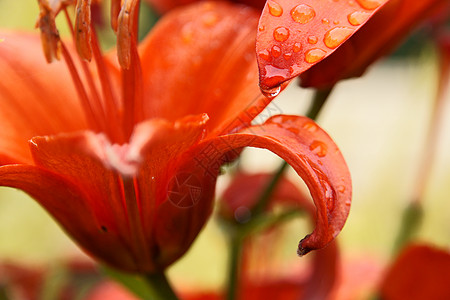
[379,244,450,300]
[0,164,136,270]
[300,0,448,88]
[256,0,388,90]
[0,32,87,165]
[190,115,351,255]
[138,1,268,136]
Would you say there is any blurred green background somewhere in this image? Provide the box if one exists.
[0,0,449,292]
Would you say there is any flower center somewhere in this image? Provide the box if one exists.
[37,0,144,144]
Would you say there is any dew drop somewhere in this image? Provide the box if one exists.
[259,25,265,32]
[258,49,272,61]
[355,0,383,10]
[310,140,328,157]
[348,0,356,6]
[271,45,282,57]
[345,199,351,206]
[305,48,326,63]
[293,42,302,53]
[337,185,346,193]
[273,27,290,42]
[262,85,281,98]
[283,52,292,60]
[324,27,353,49]
[291,4,315,24]
[303,121,318,132]
[268,1,283,17]
[348,11,370,25]
[308,35,318,44]
[322,18,330,25]
[333,20,340,25]
[323,181,335,211]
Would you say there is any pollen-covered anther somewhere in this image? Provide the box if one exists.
[75,0,93,61]
[36,1,61,63]
[117,0,140,69]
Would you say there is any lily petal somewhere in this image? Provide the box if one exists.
[192,115,351,254]
[138,2,268,135]
[0,32,87,165]
[256,0,388,90]
[379,244,450,300]
[300,0,448,88]
[0,164,136,270]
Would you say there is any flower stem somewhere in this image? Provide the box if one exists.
[226,234,243,300]
[143,272,179,300]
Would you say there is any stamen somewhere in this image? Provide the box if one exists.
[111,0,122,32]
[119,175,151,268]
[60,41,100,130]
[117,0,140,69]
[75,0,93,61]
[118,0,144,140]
[36,1,61,63]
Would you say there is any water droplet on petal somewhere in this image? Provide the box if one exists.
[303,121,318,132]
[322,18,330,25]
[291,4,315,24]
[356,0,383,10]
[283,52,292,60]
[293,42,302,53]
[262,84,281,98]
[259,25,265,32]
[323,181,335,211]
[310,140,328,157]
[268,1,283,17]
[273,27,290,42]
[271,45,282,57]
[333,20,340,25]
[308,36,318,44]
[348,0,356,6]
[345,199,351,206]
[324,27,353,49]
[337,185,346,193]
[258,49,272,61]
[347,11,370,25]
[305,48,326,63]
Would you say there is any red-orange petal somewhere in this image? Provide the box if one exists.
[191,115,351,255]
[379,244,450,300]
[138,1,268,136]
[0,164,136,270]
[300,0,448,88]
[0,31,87,165]
[256,0,388,90]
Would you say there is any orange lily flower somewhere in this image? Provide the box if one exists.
[256,0,449,90]
[0,1,351,274]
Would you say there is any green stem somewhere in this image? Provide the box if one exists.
[226,234,243,300]
[305,86,334,120]
[392,202,423,254]
[143,272,179,300]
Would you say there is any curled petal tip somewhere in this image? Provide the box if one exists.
[297,234,312,256]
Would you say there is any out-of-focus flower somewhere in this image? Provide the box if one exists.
[256,0,449,90]
[379,244,450,300]
[0,1,351,274]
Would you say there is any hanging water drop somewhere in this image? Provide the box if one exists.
[271,45,282,57]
